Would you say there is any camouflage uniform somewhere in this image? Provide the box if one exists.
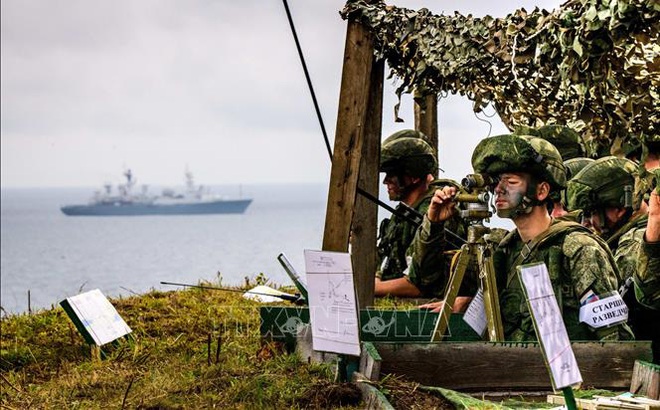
[377,180,468,296]
[493,220,626,341]
[567,157,657,359]
[636,235,660,309]
[471,134,631,341]
[635,167,660,309]
[377,129,468,297]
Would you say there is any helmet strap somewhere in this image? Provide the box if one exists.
[391,173,423,202]
[495,179,544,219]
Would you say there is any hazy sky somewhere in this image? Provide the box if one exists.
[1,0,563,188]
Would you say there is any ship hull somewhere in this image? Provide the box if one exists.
[61,199,252,216]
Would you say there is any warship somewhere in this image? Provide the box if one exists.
[61,169,252,216]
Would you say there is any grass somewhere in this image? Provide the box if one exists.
[1,277,359,409]
[0,278,622,409]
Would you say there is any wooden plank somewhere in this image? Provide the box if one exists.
[549,394,660,410]
[414,93,438,177]
[351,58,383,310]
[295,324,338,365]
[374,342,652,391]
[322,20,375,252]
[260,307,481,343]
[353,372,396,410]
[360,342,382,381]
[631,360,660,400]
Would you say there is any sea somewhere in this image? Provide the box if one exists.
[0,183,336,315]
[1,183,513,316]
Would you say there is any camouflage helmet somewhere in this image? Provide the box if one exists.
[566,156,639,211]
[559,157,595,207]
[380,129,437,177]
[564,157,595,181]
[514,124,584,160]
[472,133,567,191]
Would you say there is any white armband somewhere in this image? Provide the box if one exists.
[579,292,628,328]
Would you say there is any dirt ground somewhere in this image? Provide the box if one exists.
[299,377,455,409]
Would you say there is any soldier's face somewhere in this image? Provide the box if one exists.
[582,207,626,237]
[383,172,414,201]
[493,173,528,218]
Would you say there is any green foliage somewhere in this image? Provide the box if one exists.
[341,0,660,157]
[0,284,625,409]
[0,285,346,409]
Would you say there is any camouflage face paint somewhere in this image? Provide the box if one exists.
[494,175,528,219]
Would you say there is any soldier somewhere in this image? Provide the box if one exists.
[637,175,660,310]
[566,156,658,362]
[635,133,660,318]
[374,129,467,298]
[421,133,632,341]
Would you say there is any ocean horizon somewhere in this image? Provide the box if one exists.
[1,183,332,315]
[1,181,513,316]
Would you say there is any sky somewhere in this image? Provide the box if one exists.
[1,0,564,189]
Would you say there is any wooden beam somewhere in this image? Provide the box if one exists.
[414,93,438,177]
[374,341,652,391]
[351,58,383,309]
[322,20,375,252]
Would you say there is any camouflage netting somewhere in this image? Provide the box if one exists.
[340,0,660,157]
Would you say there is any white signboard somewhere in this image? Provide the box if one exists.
[463,288,487,337]
[519,262,582,390]
[62,289,132,346]
[304,250,360,356]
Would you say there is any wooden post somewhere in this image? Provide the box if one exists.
[322,20,375,253]
[351,58,383,309]
[414,93,439,177]
[630,360,660,399]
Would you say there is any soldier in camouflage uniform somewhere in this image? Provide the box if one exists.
[374,129,468,298]
[566,156,658,362]
[421,133,632,341]
[638,174,660,310]
[635,134,660,313]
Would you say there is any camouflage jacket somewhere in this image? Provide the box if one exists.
[635,167,660,310]
[494,219,632,342]
[609,214,659,358]
[610,213,648,283]
[377,180,468,296]
[636,234,660,310]
[556,209,583,223]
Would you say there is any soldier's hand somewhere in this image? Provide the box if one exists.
[427,186,457,223]
[647,190,659,242]
[418,296,472,313]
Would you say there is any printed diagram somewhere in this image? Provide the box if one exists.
[318,274,352,305]
[303,249,360,356]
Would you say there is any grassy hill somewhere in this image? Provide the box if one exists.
[1,279,367,409]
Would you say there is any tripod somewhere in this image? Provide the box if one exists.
[430,194,504,342]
